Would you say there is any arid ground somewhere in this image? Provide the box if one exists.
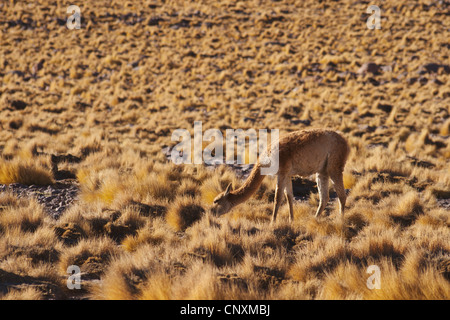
[0,0,449,299]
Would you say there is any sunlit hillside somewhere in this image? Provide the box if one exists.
[0,0,449,300]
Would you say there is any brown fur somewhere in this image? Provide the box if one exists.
[211,129,350,223]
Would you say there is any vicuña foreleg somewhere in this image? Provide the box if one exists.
[271,175,286,223]
[315,173,329,217]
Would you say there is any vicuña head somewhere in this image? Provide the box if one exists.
[210,129,350,224]
[211,183,233,216]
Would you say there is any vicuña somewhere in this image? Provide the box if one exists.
[211,129,350,223]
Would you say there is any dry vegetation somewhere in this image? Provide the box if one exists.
[0,0,449,300]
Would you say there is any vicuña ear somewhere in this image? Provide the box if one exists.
[224,183,232,195]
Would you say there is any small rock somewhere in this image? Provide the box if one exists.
[291,119,311,126]
[377,103,393,113]
[10,100,28,111]
[357,62,381,75]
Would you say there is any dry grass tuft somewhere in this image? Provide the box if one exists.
[121,222,167,253]
[343,171,357,189]
[0,286,45,300]
[0,194,46,233]
[77,168,124,205]
[58,237,119,281]
[0,160,54,185]
[364,258,450,300]
[200,176,224,205]
[389,191,424,227]
[166,197,205,232]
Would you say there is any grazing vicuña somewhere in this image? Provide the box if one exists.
[211,129,350,223]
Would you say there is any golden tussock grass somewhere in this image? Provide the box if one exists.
[200,167,242,205]
[166,196,205,232]
[58,237,119,283]
[0,287,45,300]
[343,171,357,189]
[200,175,224,205]
[121,227,165,253]
[0,159,54,186]
[364,256,450,300]
[0,193,49,235]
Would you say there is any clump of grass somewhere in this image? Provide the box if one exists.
[388,191,424,227]
[77,168,124,205]
[200,166,241,205]
[0,159,54,185]
[288,236,350,282]
[319,260,366,299]
[200,176,223,205]
[0,287,44,300]
[122,229,164,253]
[138,270,173,300]
[187,228,246,268]
[90,246,165,300]
[135,171,179,201]
[0,192,25,208]
[343,171,356,189]
[121,217,172,252]
[363,258,450,300]
[58,237,119,281]
[166,197,206,232]
[0,194,46,233]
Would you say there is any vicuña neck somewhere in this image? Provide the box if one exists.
[229,162,265,206]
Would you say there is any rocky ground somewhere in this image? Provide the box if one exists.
[0,180,79,219]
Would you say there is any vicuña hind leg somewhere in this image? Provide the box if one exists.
[315,173,329,217]
[330,172,346,216]
[284,179,294,223]
[271,176,287,224]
